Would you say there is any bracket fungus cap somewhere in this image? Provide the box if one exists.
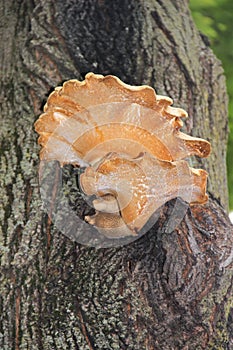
[35,72,211,238]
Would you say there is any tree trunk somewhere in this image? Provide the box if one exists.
[0,1,232,349]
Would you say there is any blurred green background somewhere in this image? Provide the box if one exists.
[189,0,233,210]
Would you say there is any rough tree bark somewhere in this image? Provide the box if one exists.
[0,1,233,349]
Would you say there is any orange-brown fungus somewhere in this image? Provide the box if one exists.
[35,72,211,238]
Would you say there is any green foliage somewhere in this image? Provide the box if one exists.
[190,0,233,209]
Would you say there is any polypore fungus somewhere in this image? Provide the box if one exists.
[35,72,211,238]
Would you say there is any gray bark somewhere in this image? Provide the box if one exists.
[0,0,232,349]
